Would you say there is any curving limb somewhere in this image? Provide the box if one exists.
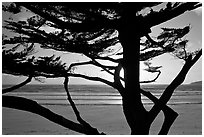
[2,75,32,94]
[2,95,102,135]
[145,34,158,46]
[92,59,116,73]
[67,73,115,88]
[67,61,93,72]
[87,56,125,83]
[140,70,161,83]
[67,57,117,77]
[113,63,125,96]
[94,56,121,63]
[67,59,125,96]
[71,56,125,95]
[63,77,105,134]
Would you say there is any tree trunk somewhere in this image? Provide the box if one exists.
[119,6,151,134]
[122,59,150,134]
[122,94,150,134]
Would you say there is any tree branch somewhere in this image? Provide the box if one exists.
[2,95,101,135]
[63,77,104,134]
[67,73,115,88]
[67,59,117,80]
[92,59,117,70]
[190,49,202,66]
[95,56,121,63]
[140,89,178,135]
[67,61,93,72]
[149,49,202,127]
[140,50,165,61]
[114,63,125,96]
[2,75,32,94]
[140,71,161,83]
[145,34,159,46]
[158,106,178,135]
[91,59,117,76]
[145,2,201,29]
[17,3,118,32]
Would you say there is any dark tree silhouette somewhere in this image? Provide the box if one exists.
[2,2,202,135]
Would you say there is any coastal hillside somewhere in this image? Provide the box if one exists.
[190,81,202,85]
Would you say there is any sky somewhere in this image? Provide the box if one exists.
[2,3,202,85]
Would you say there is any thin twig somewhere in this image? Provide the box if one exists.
[140,71,161,83]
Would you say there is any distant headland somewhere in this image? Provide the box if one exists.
[189,81,202,85]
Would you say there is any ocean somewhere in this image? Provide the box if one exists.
[2,84,202,135]
[2,84,202,106]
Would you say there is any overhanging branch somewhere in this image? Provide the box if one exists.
[17,3,118,32]
[114,63,125,96]
[145,2,201,28]
[91,59,117,76]
[95,56,121,63]
[67,59,117,80]
[2,95,99,135]
[67,61,93,72]
[2,75,32,94]
[140,71,161,83]
[67,73,115,88]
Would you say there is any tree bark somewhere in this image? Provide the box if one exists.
[118,6,150,134]
[121,58,150,134]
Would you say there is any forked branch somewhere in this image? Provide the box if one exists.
[149,49,202,133]
[140,89,178,134]
[67,61,93,72]
[67,58,117,77]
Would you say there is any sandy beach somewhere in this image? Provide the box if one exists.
[2,103,202,135]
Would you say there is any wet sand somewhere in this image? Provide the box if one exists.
[2,104,202,135]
